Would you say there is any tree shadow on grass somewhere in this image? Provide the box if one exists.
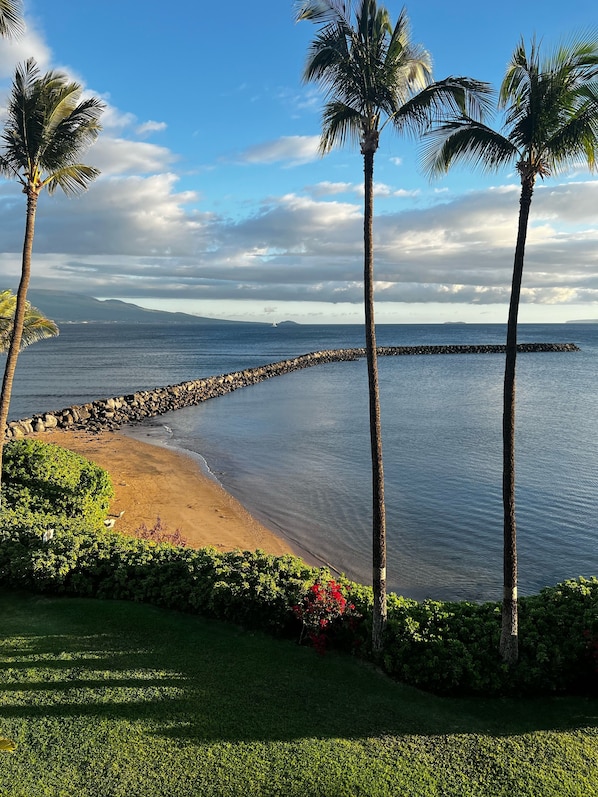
[0,590,596,744]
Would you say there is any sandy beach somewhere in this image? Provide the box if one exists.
[30,428,294,557]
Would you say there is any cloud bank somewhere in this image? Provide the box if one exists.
[0,11,597,323]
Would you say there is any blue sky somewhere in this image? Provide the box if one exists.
[0,0,597,324]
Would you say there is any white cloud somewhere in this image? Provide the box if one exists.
[136,120,167,137]
[90,137,178,176]
[234,135,321,165]
[307,181,420,199]
[306,181,354,197]
[1,176,596,311]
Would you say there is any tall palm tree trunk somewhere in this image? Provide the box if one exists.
[362,145,387,654]
[0,190,38,488]
[500,177,534,665]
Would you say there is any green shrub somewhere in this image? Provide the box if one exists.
[0,507,103,590]
[382,598,506,694]
[517,578,598,694]
[2,438,113,528]
[0,502,595,697]
[0,508,319,633]
[379,578,598,696]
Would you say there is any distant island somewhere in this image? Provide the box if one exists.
[566,319,598,324]
[26,290,274,326]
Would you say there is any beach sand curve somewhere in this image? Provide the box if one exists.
[29,428,294,557]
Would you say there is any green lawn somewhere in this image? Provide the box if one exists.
[0,590,596,797]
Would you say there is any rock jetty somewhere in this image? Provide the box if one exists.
[4,342,579,439]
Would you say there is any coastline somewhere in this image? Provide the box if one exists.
[29,428,295,557]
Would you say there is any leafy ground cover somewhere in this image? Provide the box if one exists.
[0,590,596,797]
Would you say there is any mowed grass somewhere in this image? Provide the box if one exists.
[0,590,596,797]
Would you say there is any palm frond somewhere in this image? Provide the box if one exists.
[302,20,352,87]
[546,31,598,85]
[0,290,58,353]
[422,118,517,178]
[294,0,351,25]
[320,101,362,152]
[3,59,43,171]
[500,36,539,109]
[42,164,100,196]
[391,77,494,137]
[543,88,598,171]
[384,7,431,97]
[40,97,104,172]
[0,0,22,38]
[17,313,59,350]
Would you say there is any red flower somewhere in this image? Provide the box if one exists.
[294,579,361,654]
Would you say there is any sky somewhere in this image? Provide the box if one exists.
[0,0,597,325]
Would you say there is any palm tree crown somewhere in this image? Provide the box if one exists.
[423,33,598,184]
[296,0,491,156]
[0,58,104,199]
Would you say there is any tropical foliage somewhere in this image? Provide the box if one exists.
[423,33,598,663]
[295,0,492,652]
[0,437,595,697]
[0,496,596,696]
[0,0,22,38]
[0,58,103,487]
[2,438,113,527]
[0,289,58,353]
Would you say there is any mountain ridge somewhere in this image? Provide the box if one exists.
[25,290,262,325]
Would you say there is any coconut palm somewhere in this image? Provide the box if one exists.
[0,0,22,38]
[423,34,598,664]
[0,58,103,485]
[295,0,492,652]
[0,289,58,353]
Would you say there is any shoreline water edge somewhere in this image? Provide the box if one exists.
[30,427,296,559]
[5,342,582,589]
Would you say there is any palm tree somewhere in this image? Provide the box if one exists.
[0,289,59,353]
[423,34,598,664]
[295,0,492,652]
[0,0,22,38]
[0,58,104,485]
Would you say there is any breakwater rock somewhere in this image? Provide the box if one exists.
[5,342,579,439]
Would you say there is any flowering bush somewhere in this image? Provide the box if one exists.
[293,579,359,654]
[135,517,187,548]
[1,493,596,694]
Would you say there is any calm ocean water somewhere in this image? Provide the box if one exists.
[8,321,598,601]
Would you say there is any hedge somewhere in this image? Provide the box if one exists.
[0,439,596,696]
[0,510,596,697]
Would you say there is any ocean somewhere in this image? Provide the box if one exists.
[7,321,598,602]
